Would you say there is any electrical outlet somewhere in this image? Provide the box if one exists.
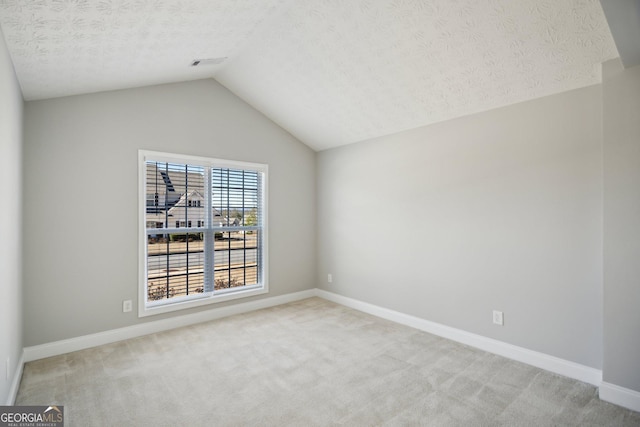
[328,274,332,283]
[123,300,132,313]
[493,310,504,326]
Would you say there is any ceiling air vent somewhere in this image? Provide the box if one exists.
[191,57,227,67]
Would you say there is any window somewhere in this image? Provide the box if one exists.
[139,150,268,316]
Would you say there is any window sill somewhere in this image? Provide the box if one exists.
[138,285,268,317]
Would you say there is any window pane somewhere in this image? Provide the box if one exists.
[211,168,260,227]
[145,162,205,230]
[147,232,206,301]
[214,230,260,289]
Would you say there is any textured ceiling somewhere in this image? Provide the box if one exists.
[0,0,619,151]
[0,0,291,99]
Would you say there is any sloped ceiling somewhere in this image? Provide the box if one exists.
[0,0,619,151]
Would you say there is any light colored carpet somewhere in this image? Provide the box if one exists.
[16,297,640,426]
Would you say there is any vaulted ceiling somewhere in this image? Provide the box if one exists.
[0,1,620,150]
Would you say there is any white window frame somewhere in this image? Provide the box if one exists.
[138,150,269,317]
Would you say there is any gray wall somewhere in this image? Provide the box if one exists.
[603,59,640,392]
[0,28,23,403]
[13,40,640,396]
[23,79,316,346]
[317,86,604,369]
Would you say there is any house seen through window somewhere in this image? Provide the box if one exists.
[139,150,268,316]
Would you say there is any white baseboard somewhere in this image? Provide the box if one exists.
[315,289,602,387]
[23,289,316,362]
[19,287,639,413]
[600,382,640,412]
[6,351,24,405]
